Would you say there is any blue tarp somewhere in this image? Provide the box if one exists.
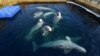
[0,5,21,19]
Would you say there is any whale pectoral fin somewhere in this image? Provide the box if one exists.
[42,31,49,37]
[64,49,71,54]
[66,36,71,41]
[32,42,39,52]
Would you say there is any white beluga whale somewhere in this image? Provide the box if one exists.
[42,25,52,36]
[43,12,56,18]
[51,12,63,31]
[36,6,54,11]
[54,12,63,24]
[33,11,43,18]
[33,36,86,54]
[25,19,44,41]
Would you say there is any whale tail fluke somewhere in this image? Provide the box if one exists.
[42,31,49,37]
[32,42,39,52]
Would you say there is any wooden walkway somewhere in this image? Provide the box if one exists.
[0,0,100,11]
[0,0,100,15]
[0,0,66,7]
[18,0,66,3]
[76,0,100,10]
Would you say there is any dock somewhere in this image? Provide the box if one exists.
[76,0,100,10]
[0,0,100,11]
[0,0,66,7]
[0,0,100,10]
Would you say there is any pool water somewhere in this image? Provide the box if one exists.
[0,3,100,56]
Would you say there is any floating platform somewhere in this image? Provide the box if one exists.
[0,5,21,19]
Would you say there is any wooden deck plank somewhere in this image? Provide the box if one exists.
[18,0,66,3]
[0,0,66,8]
[77,0,100,10]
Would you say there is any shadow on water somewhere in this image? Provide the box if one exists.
[0,3,100,56]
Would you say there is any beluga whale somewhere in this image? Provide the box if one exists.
[33,36,86,54]
[50,12,63,31]
[42,11,63,24]
[54,12,63,25]
[36,6,54,11]
[42,25,52,36]
[33,11,43,18]
[43,11,56,18]
[25,19,44,41]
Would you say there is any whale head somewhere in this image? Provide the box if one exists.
[42,25,52,36]
[64,36,86,54]
[53,12,63,24]
[57,12,63,19]
[39,19,43,23]
[73,45,87,53]
[42,25,52,32]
